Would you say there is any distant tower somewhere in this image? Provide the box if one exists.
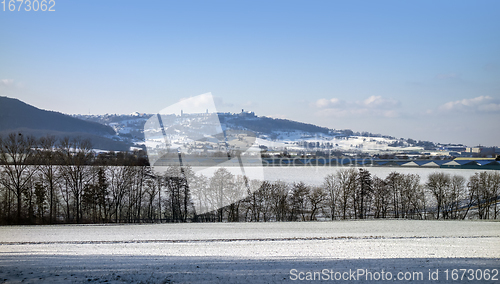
[181,110,183,116]
[206,109,208,114]
[242,109,244,113]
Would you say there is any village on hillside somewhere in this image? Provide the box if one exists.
[74,110,500,170]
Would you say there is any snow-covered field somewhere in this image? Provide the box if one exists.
[1,221,499,283]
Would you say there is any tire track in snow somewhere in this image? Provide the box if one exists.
[0,235,497,246]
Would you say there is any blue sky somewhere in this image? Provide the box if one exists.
[1,1,499,146]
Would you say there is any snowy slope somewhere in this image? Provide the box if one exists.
[76,112,433,154]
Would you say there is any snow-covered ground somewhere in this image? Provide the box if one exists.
[263,133,418,154]
[1,220,498,283]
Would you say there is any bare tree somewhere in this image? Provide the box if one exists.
[190,173,210,219]
[259,181,275,222]
[59,137,94,223]
[401,174,424,219]
[323,174,337,220]
[466,173,482,219]
[82,166,110,223]
[269,181,289,222]
[490,171,500,219]
[243,180,267,222]
[0,133,38,224]
[448,175,466,219]
[308,186,326,220]
[470,171,500,219]
[108,166,134,222]
[0,170,14,223]
[38,135,59,223]
[335,168,358,219]
[227,175,248,222]
[385,172,403,218]
[144,173,161,222]
[209,168,234,222]
[371,176,389,218]
[426,172,451,219]
[127,166,149,222]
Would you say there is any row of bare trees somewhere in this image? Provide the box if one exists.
[193,167,499,222]
[1,133,499,224]
[0,133,163,224]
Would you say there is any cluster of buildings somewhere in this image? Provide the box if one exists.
[435,145,500,159]
[258,157,500,169]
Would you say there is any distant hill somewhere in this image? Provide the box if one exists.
[75,112,338,143]
[0,96,115,135]
[0,96,132,151]
[73,110,444,153]
[219,115,331,135]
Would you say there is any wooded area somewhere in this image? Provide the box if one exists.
[1,133,499,225]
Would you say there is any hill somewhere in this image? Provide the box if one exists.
[0,96,131,151]
[0,96,115,135]
[219,113,330,135]
[76,111,437,155]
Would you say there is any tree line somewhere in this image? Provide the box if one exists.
[1,133,499,225]
[197,167,499,222]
